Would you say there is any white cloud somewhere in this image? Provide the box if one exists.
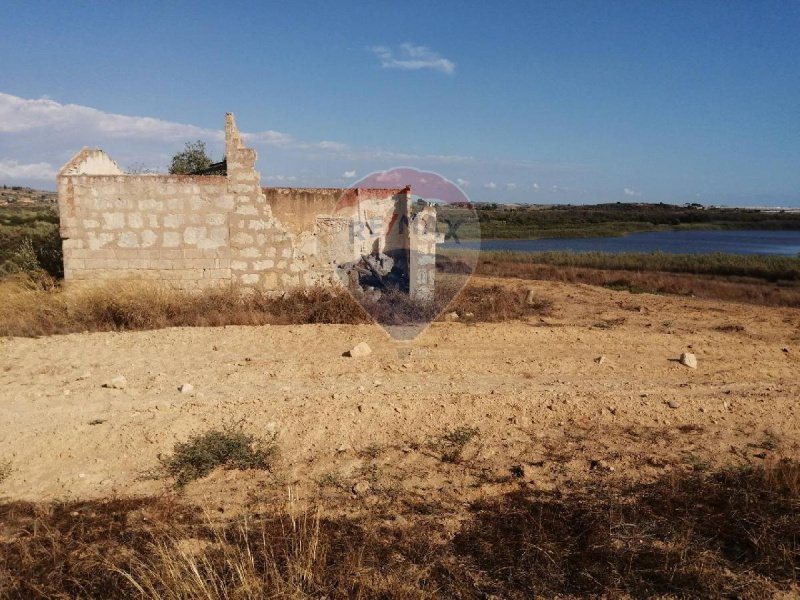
[370,43,455,75]
[483,182,497,190]
[0,159,56,180]
[624,187,641,197]
[0,92,342,151]
[532,183,540,191]
[506,183,517,190]
[0,92,218,141]
[456,178,469,187]
[342,170,356,178]
[263,175,297,183]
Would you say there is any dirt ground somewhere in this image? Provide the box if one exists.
[1,276,799,516]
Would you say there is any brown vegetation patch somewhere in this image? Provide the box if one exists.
[1,460,798,599]
[477,260,800,307]
[0,276,553,338]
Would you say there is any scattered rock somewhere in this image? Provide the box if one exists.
[345,342,372,358]
[178,383,194,394]
[76,371,92,381]
[444,312,459,322]
[679,352,697,369]
[102,376,127,390]
[595,355,606,365]
[667,400,680,409]
[509,464,525,478]
[352,481,371,495]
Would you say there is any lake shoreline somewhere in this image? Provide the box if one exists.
[443,229,800,257]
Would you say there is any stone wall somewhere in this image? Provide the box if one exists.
[57,113,441,296]
[58,164,233,288]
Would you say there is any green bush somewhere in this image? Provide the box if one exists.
[161,425,279,487]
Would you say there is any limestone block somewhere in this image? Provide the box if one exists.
[88,232,115,250]
[190,197,212,211]
[252,260,274,271]
[183,227,207,245]
[163,214,185,228]
[141,230,158,247]
[63,238,85,249]
[232,232,254,245]
[241,273,259,285]
[212,195,233,211]
[209,226,227,242]
[263,272,278,289]
[138,199,165,211]
[163,231,181,247]
[206,213,226,226]
[197,236,225,250]
[102,212,126,229]
[235,204,259,216]
[280,273,299,287]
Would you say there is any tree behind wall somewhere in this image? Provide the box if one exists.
[169,141,212,175]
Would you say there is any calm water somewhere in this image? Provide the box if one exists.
[444,230,800,256]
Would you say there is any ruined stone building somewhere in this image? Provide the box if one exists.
[57,114,441,299]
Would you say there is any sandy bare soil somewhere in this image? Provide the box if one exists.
[1,276,799,515]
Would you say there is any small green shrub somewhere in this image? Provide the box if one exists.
[161,425,278,487]
[440,426,480,463]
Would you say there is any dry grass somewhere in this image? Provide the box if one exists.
[1,460,798,599]
[0,275,552,338]
[475,258,800,307]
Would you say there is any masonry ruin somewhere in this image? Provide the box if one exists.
[57,113,442,300]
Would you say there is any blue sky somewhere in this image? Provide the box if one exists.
[1,0,798,206]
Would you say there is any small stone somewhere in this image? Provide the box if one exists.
[667,400,680,409]
[595,355,606,365]
[345,342,372,358]
[102,376,127,390]
[76,371,91,381]
[444,312,459,322]
[178,383,194,394]
[352,481,370,495]
[679,352,697,369]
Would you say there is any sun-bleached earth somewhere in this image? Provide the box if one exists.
[1,276,798,516]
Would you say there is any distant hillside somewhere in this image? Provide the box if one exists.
[0,185,57,206]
